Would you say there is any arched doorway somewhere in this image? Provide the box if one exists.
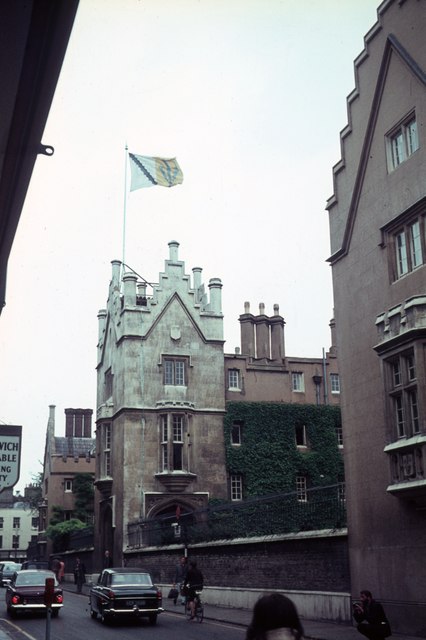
[100,500,114,566]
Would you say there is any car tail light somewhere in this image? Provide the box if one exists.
[11,595,20,605]
[157,588,162,600]
[105,590,115,599]
[55,594,63,604]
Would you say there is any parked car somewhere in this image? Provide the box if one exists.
[89,567,163,625]
[0,562,21,587]
[5,570,63,618]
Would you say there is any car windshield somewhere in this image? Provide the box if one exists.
[3,563,20,571]
[15,571,57,587]
[111,573,152,586]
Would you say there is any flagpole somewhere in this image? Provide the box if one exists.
[122,143,129,279]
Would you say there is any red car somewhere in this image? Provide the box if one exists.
[6,570,63,618]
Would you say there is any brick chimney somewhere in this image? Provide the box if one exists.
[239,302,255,357]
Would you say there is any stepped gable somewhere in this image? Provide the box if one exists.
[326,0,426,263]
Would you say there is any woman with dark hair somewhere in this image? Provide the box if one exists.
[246,594,304,640]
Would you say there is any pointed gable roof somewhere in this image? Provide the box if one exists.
[327,31,426,264]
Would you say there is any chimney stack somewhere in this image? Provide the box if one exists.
[239,302,255,357]
[208,278,223,313]
[168,240,179,262]
[255,302,270,359]
[270,303,285,361]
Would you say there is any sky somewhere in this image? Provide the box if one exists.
[0,0,380,491]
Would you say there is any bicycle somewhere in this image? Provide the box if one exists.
[185,590,204,623]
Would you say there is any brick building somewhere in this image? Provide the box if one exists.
[225,302,339,405]
[326,0,425,634]
[37,405,95,560]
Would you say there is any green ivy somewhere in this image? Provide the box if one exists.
[224,402,344,497]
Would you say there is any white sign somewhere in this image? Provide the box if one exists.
[0,426,22,492]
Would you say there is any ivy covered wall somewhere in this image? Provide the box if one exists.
[224,402,343,497]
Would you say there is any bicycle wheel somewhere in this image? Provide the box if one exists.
[185,602,193,621]
[195,601,204,623]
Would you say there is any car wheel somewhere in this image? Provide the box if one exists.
[149,614,157,625]
[51,610,59,618]
[90,608,98,619]
[7,608,16,619]
[100,611,109,625]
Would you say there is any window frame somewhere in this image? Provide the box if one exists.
[291,372,305,393]
[103,422,112,477]
[159,413,187,472]
[380,199,426,283]
[296,475,308,503]
[228,368,241,390]
[64,479,73,493]
[295,424,308,448]
[163,356,188,386]
[230,474,243,501]
[386,112,419,172]
[386,348,421,440]
[330,373,340,394]
[231,421,242,446]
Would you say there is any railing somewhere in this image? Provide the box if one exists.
[68,527,94,550]
[128,484,346,548]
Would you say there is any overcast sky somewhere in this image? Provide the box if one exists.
[0,0,379,491]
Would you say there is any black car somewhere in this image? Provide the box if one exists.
[5,570,63,617]
[89,568,163,625]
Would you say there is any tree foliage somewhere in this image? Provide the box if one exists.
[46,518,87,552]
[73,473,94,522]
[26,470,43,514]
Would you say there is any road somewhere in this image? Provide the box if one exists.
[0,591,246,640]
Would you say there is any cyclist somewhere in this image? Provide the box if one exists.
[184,560,203,620]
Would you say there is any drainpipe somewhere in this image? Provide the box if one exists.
[322,348,328,405]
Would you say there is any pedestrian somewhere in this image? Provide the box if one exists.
[353,590,391,639]
[184,560,203,620]
[51,557,60,581]
[58,559,65,583]
[173,556,187,605]
[246,593,304,640]
[74,557,86,593]
[103,549,113,568]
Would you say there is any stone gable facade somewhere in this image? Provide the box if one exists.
[95,241,228,566]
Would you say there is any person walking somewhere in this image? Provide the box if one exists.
[58,559,65,583]
[173,556,187,605]
[103,550,113,568]
[74,557,86,593]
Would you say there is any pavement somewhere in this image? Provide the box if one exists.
[58,581,421,640]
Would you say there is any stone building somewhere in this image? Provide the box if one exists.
[326,0,425,634]
[95,241,228,566]
[95,242,341,566]
[37,405,95,560]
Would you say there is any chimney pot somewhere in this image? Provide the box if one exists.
[168,240,179,261]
